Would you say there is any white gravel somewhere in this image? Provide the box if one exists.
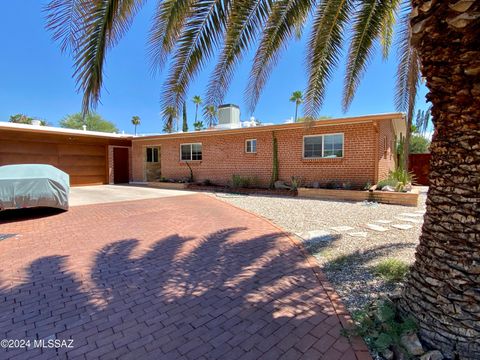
[215,187,428,313]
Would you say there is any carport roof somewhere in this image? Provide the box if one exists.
[0,121,133,139]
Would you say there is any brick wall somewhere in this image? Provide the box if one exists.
[376,120,396,182]
[132,120,391,188]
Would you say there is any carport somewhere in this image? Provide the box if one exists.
[0,122,132,186]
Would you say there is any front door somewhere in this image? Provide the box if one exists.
[113,147,129,183]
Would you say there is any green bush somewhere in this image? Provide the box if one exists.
[231,174,260,188]
[344,299,417,355]
[377,178,398,189]
[290,176,302,190]
[374,259,410,283]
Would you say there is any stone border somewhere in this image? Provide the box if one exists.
[146,182,189,190]
[211,194,372,360]
[297,188,419,207]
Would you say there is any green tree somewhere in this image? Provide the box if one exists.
[409,134,430,154]
[203,105,216,128]
[9,114,47,126]
[193,121,204,131]
[163,106,177,133]
[192,96,202,123]
[289,91,303,122]
[182,102,188,132]
[60,113,118,133]
[131,115,141,135]
[46,2,480,357]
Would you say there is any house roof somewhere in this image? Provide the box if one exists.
[0,121,133,139]
[133,112,406,142]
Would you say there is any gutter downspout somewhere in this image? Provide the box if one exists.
[373,121,379,185]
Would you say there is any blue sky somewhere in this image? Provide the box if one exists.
[0,1,430,134]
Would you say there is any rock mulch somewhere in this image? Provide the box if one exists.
[216,187,428,314]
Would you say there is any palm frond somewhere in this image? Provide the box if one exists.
[148,0,194,74]
[44,0,89,53]
[47,0,144,115]
[342,0,400,112]
[206,0,273,107]
[304,0,355,117]
[162,0,230,112]
[378,2,398,59]
[394,4,420,123]
[246,0,316,113]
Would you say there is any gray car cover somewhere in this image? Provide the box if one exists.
[0,164,69,211]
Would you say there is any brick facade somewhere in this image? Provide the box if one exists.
[132,115,404,188]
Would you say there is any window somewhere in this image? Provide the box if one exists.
[180,143,202,161]
[303,133,343,158]
[245,139,257,153]
[146,147,159,163]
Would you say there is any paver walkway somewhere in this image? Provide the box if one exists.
[0,194,369,360]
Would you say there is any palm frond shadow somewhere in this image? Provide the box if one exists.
[0,226,347,358]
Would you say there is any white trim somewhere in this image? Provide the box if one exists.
[245,139,257,153]
[302,133,344,159]
[180,142,203,161]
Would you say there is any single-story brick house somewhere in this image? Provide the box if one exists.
[131,112,406,188]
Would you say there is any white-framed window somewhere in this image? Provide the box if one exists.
[180,143,202,161]
[146,147,159,163]
[245,139,257,153]
[303,133,344,158]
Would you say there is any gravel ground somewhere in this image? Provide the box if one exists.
[215,187,428,314]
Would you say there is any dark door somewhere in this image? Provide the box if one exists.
[113,147,129,183]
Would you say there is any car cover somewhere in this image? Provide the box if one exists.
[0,164,69,211]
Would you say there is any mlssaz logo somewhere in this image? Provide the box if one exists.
[33,339,74,348]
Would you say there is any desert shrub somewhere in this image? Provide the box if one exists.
[344,299,417,355]
[374,259,410,283]
[290,176,302,190]
[231,174,260,188]
[203,179,213,186]
[377,168,416,190]
[377,178,398,189]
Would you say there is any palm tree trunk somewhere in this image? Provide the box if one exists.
[400,1,480,359]
[134,124,137,136]
[294,103,298,122]
[195,104,198,122]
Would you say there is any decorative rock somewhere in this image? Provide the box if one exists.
[375,220,393,224]
[330,226,355,232]
[420,350,444,360]
[382,348,394,360]
[400,333,425,356]
[274,180,290,190]
[381,185,396,192]
[301,230,333,243]
[366,224,389,232]
[392,224,414,230]
[347,232,368,238]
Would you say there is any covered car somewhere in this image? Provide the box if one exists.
[0,164,69,211]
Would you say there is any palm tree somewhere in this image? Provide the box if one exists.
[193,121,205,131]
[192,96,202,123]
[289,91,303,122]
[131,115,140,135]
[204,105,217,128]
[163,106,177,133]
[46,2,480,357]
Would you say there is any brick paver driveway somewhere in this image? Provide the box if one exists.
[0,194,370,360]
